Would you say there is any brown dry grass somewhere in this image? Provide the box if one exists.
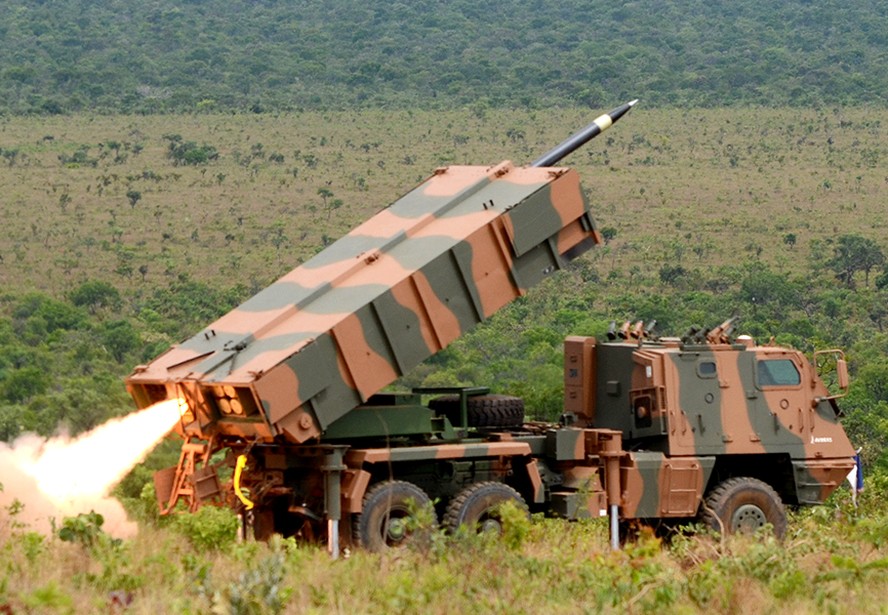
[1,107,885,298]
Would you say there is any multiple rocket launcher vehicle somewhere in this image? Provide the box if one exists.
[126,101,857,553]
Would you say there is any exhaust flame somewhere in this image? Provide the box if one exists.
[0,398,184,538]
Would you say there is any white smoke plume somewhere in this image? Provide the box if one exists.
[0,399,184,538]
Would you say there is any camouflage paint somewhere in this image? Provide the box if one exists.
[792,458,855,504]
[666,345,855,468]
[619,452,715,518]
[345,441,533,466]
[620,452,663,518]
[128,105,856,545]
[127,164,600,444]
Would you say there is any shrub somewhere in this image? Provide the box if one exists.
[164,134,219,166]
[172,505,239,551]
[58,511,108,548]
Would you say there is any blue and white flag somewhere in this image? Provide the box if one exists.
[845,449,864,507]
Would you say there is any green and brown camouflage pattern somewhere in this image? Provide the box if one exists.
[564,334,856,518]
[127,162,601,444]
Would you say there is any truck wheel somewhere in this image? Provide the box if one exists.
[353,481,435,552]
[443,482,529,535]
[429,394,525,428]
[701,477,787,539]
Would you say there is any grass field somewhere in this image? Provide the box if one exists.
[2,483,887,614]
[1,107,886,298]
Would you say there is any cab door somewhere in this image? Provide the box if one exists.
[752,351,807,454]
[672,351,733,454]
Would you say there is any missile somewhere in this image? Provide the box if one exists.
[531,99,638,168]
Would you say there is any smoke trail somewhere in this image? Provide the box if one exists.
[0,399,184,538]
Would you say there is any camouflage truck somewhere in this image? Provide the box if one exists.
[125,101,857,554]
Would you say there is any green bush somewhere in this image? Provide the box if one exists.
[58,511,108,548]
[164,135,219,166]
[172,505,240,551]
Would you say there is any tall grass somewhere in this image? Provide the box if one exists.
[2,482,885,614]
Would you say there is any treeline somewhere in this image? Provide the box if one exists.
[1,0,886,115]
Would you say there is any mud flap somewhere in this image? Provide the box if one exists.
[153,466,177,511]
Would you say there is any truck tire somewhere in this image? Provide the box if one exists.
[443,481,529,535]
[701,477,787,539]
[353,480,435,552]
[429,394,525,428]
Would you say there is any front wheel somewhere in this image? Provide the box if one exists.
[353,481,435,552]
[700,477,787,539]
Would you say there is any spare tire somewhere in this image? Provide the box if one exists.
[428,394,524,428]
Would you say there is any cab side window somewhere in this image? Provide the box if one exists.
[757,359,800,387]
[697,360,717,378]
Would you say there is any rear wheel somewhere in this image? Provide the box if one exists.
[701,477,787,539]
[353,481,434,552]
[443,482,529,535]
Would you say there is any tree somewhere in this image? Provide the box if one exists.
[164,134,219,166]
[100,320,140,363]
[317,187,333,207]
[126,189,142,208]
[600,227,617,245]
[1,366,50,403]
[69,280,122,314]
[827,234,885,288]
[0,404,22,442]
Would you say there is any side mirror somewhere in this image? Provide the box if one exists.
[813,349,849,400]
[837,359,849,391]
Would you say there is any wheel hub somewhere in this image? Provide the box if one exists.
[385,517,408,543]
[731,504,768,533]
[478,518,503,534]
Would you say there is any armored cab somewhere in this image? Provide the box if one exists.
[564,322,855,526]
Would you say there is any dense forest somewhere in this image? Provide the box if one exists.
[1,0,887,114]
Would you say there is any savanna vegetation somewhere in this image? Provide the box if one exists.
[2,108,887,458]
[1,106,887,613]
[1,0,888,611]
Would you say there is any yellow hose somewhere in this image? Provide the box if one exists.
[233,454,254,510]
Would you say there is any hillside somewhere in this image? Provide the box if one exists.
[0,107,886,475]
[2,107,886,298]
[1,0,886,114]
